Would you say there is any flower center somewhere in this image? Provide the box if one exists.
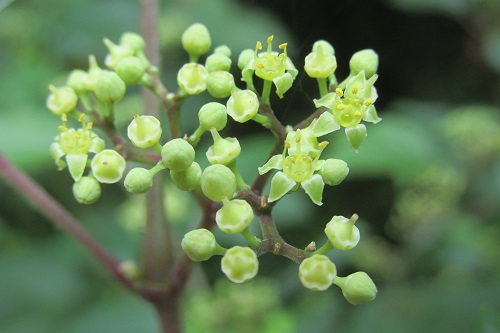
[334,99,363,128]
[254,35,287,81]
[283,155,314,183]
[59,129,93,154]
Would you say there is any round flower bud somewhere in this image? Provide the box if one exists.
[91,149,127,184]
[349,49,379,78]
[214,45,231,57]
[116,56,146,85]
[103,38,134,70]
[216,198,254,234]
[319,159,349,186]
[206,129,241,165]
[161,138,195,171]
[312,40,335,55]
[182,228,222,262]
[198,102,227,131]
[298,254,337,291]
[324,214,360,251]
[205,53,232,72]
[226,89,259,123]
[72,176,101,204]
[237,49,254,70]
[304,44,337,79]
[66,69,88,93]
[124,167,153,194]
[177,63,208,95]
[120,32,145,53]
[335,272,377,305]
[221,246,258,283]
[94,70,126,104]
[83,55,103,92]
[46,85,78,115]
[127,115,162,148]
[181,23,212,60]
[206,71,236,99]
[201,164,236,202]
[170,161,202,191]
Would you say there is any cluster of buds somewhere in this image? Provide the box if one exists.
[45,23,381,305]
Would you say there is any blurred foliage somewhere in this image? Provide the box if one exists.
[1,0,500,332]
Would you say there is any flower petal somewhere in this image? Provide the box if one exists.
[50,142,66,170]
[258,154,283,175]
[301,173,324,206]
[310,111,340,137]
[268,171,296,202]
[362,105,382,124]
[345,124,367,153]
[273,72,293,98]
[66,153,88,181]
[313,92,337,109]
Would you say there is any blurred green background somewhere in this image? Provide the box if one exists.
[1,0,500,332]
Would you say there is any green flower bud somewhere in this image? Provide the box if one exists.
[116,56,146,85]
[201,164,236,202]
[216,198,254,234]
[205,53,232,72]
[83,55,103,91]
[124,167,153,194]
[324,214,360,251]
[72,176,101,204]
[46,85,78,115]
[177,63,208,95]
[182,228,224,262]
[214,45,231,57]
[91,149,126,184]
[345,124,367,152]
[319,159,349,186]
[161,138,195,171]
[170,161,202,191]
[120,32,145,53]
[298,254,337,291]
[198,102,227,131]
[238,49,254,71]
[94,70,126,104]
[312,40,335,55]
[221,246,258,283]
[66,69,88,93]
[103,37,134,69]
[304,44,337,79]
[206,71,236,99]
[226,89,259,123]
[181,23,212,61]
[206,128,241,165]
[349,49,379,78]
[334,272,377,305]
[127,115,162,148]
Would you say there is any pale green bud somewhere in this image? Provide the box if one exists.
[205,53,232,72]
[334,272,377,305]
[201,164,236,202]
[177,63,208,95]
[206,128,241,165]
[206,71,236,99]
[161,138,195,171]
[127,115,162,148]
[103,37,134,70]
[91,149,127,184]
[304,44,337,79]
[83,55,103,91]
[214,45,231,57]
[182,228,224,262]
[312,40,335,55]
[46,85,78,115]
[319,159,349,186]
[120,32,145,53]
[124,167,153,194]
[181,23,212,61]
[72,176,101,204]
[216,198,254,234]
[198,102,227,131]
[94,70,126,104]
[170,161,202,191]
[238,49,254,70]
[349,49,379,78]
[324,214,360,251]
[298,254,337,291]
[221,246,258,283]
[226,89,259,123]
[116,56,146,85]
[66,69,88,93]
[345,124,367,152]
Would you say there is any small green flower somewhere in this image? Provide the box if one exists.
[82,55,104,92]
[72,176,101,204]
[299,254,337,291]
[206,71,236,99]
[198,102,227,131]
[334,272,378,305]
[91,149,127,184]
[226,89,259,123]
[94,70,126,104]
[50,115,105,181]
[304,43,337,79]
[216,198,254,234]
[124,167,153,194]
[103,37,134,70]
[161,138,195,171]
[170,161,202,191]
[319,159,349,186]
[116,56,146,85]
[120,32,146,54]
[201,164,236,202]
[206,128,241,166]
[181,23,212,62]
[349,49,379,79]
[324,214,360,251]
[182,228,226,262]
[46,85,78,115]
[177,63,209,95]
[221,246,259,283]
[127,114,162,148]
[205,52,232,72]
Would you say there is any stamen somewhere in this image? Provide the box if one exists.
[363,98,373,106]
[279,43,287,50]
[78,114,85,122]
[351,85,358,94]
[256,41,262,51]
[134,114,140,119]
[58,125,68,132]
[85,122,93,130]
[336,104,345,111]
[354,111,362,117]
[335,88,344,97]
[257,63,265,69]
[267,35,274,44]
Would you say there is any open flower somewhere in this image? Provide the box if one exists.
[50,115,105,181]
[241,35,298,98]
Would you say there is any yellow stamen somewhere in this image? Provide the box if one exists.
[58,125,68,132]
[85,122,93,130]
[335,88,343,97]
[61,114,67,122]
[364,98,373,106]
[257,63,265,69]
[279,43,287,49]
[336,104,345,111]
[256,41,262,50]
[267,35,274,44]
[319,141,329,149]
[354,111,362,117]
[78,114,85,122]
[351,85,358,94]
